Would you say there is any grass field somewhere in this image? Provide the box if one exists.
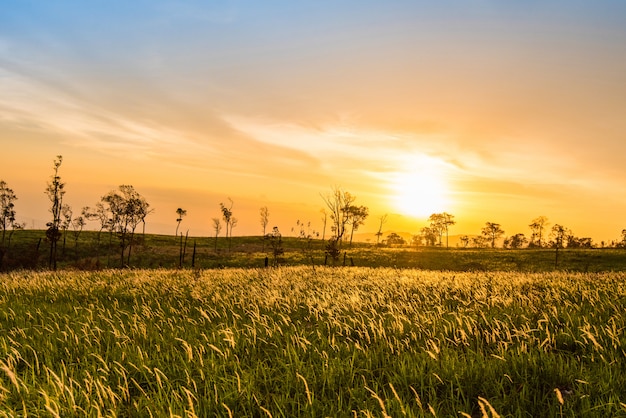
[1,267,625,416]
[2,229,626,272]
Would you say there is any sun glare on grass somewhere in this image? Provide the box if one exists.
[392,156,451,218]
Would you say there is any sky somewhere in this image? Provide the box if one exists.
[2,1,626,243]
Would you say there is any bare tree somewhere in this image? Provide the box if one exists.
[260,206,269,250]
[375,214,388,246]
[320,209,328,241]
[481,222,504,248]
[230,217,238,249]
[175,208,187,236]
[45,155,65,270]
[212,218,222,252]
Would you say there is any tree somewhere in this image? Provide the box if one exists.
[230,217,238,245]
[175,208,187,236]
[529,216,549,248]
[211,218,222,252]
[260,206,269,250]
[503,233,528,249]
[320,209,328,241]
[428,212,455,248]
[375,214,388,245]
[220,198,234,252]
[459,235,470,248]
[411,234,423,247]
[0,180,17,267]
[101,185,149,267]
[567,235,593,249]
[60,204,72,254]
[550,224,568,268]
[420,226,438,246]
[621,229,626,248]
[0,180,17,247]
[385,232,406,246]
[70,212,86,254]
[320,187,356,246]
[346,205,369,246]
[266,226,284,266]
[45,155,65,270]
[472,236,488,248]
[481,222,504,248]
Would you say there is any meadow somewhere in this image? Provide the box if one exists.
[1,267,625,416]
[3,229,626,272]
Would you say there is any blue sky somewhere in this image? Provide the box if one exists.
[2,1,626,240]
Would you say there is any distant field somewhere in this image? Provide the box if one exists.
[1,267,625,416]
[2,229,626,272]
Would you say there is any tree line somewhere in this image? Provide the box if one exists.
[2,156,626,270]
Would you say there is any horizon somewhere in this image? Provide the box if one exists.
[2,1,626,244]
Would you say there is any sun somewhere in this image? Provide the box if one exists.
[392,159,451,218]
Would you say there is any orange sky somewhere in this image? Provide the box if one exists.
[2,1,626,244]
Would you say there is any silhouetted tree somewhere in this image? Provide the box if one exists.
[71,212,86,255]
[346,205,369,246]
[212,218,222,252]
[101,185,149,267]
[550,224,568,268]
[504,233,528,249]
[411,234,422,247]
[566,235,593,248]
[459,235,470,248]
[429,212,455,247]
[220,198,234,252]
[45,155,65,270]
[175,208,187,236]
[385,232,406,246]
[375,214,388,246]
[320,209,328,241]
[230,217,238,249]
[472,236,488,248]
[260,206,269,250]
[321,187,356,246]
[0,180,17,247]
[482,222,504,248]
[266,226,284,266]
[529,216,549,248]
[420,226,438,246]
[0,180,17,267]
[60,204,72,255]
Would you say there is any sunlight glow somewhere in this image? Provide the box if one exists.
[392,156,452,218]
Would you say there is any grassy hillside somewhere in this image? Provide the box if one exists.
[1,229,626,272]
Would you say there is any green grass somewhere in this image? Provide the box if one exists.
[2,229,626,272]
[1,267,625,416]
